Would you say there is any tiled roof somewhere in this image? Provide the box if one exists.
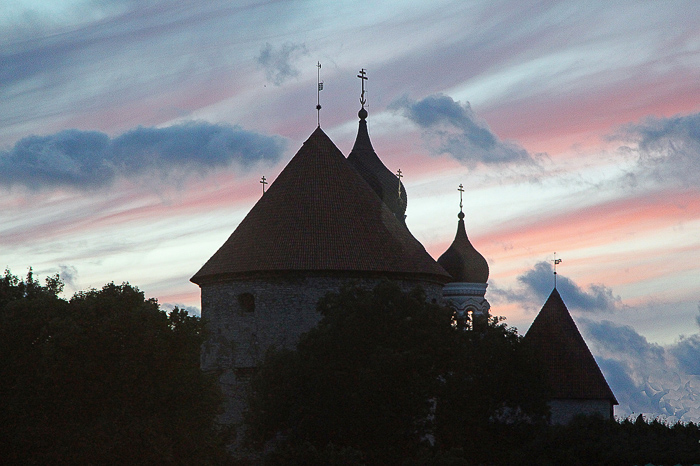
[191,127,450,285]
[525,289,617,403]
[347,113,407,225]
[437,213,489,283]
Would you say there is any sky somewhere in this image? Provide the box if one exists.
[2,0,700,422]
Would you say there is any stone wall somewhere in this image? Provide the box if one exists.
[549,399,614,425]
[199,274,443,427]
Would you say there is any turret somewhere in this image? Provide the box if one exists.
[347,69,408,225]
[438,185,490,324]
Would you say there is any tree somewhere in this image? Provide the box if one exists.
[500,415,700,465]
[244,281,548,465]
[0,270,231,465]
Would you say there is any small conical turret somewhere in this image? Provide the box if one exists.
[525,288,617,424]
[347,107,407,225]
[437,185,489,283]
[439,185,490,320]
[347,69,407,225]
[437,210,489,283]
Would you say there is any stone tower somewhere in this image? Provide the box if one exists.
[525,288,618,424]
[190,125,450,429]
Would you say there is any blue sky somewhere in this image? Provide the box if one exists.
[2,0,700,421]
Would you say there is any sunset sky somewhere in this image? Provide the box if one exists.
[2,0,700,421]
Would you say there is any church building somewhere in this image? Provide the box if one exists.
[190,74,615,431]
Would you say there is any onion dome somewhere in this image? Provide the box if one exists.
[191,127,449,285]
[347,108,407,225]
[437,211,489,283]
[525,289,617,403]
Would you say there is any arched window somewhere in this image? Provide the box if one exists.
[238,293,255,313]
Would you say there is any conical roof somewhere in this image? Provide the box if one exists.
[347,109,407,225]
[525,288,617,403]
[437,212,489,283]
[191,127,450,285]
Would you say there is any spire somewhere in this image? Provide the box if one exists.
[347,68,408,225]
[357,68,368,121]
[316,62,323,127]
[552,252,562,288]
[458,183,464,214]
[437,185,489,283]
[396,169,403,203]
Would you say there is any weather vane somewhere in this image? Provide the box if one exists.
[316,62,323,127]
[260,175,267,195]
[458,184,464,213]
[552,252,562,288]
[357,68,367,108]
[396,168,403,200]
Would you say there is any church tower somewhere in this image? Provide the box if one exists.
[437,186,490,323]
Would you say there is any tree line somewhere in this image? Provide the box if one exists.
[1,270,698,465]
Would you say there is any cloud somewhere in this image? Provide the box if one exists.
[161,302,201,317]
[669,335,700,375]
[390,94,535,166]
[496,261,619,313]
[256,42,308,86]
[58,265,79,291]
[0,122,286,191]
[615,112,700,188]
[581,318,700,421]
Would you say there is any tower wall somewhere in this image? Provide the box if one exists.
[442,282,490,317]
[548,399,614,424]
[200,274,444,426]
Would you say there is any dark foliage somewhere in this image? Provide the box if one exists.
[244,281,549,465]
[491,415,700,466]
[0,269,231,465]
[392,414,700,466]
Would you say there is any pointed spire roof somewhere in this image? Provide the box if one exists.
[191,127,450,285]
[347,109,407,225]
[525,289,617,403]
[437,211,489,283]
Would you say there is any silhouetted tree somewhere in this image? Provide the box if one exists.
[245,281,548,465]
[0,269,231,465]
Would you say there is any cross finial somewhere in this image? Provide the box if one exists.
[316,62,323,127]
[260,175,268,194]
[396,169,403,200]
[552,252,562,288]
[357,68,367,107]
[458,184,464,213]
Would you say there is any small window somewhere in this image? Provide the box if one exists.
[238,293,255,313]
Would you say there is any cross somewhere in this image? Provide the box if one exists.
[396,169,403,200]
[260,175,267,194]
[357,68,367,107]
[552,252,562,288]
[458,184,464,213]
